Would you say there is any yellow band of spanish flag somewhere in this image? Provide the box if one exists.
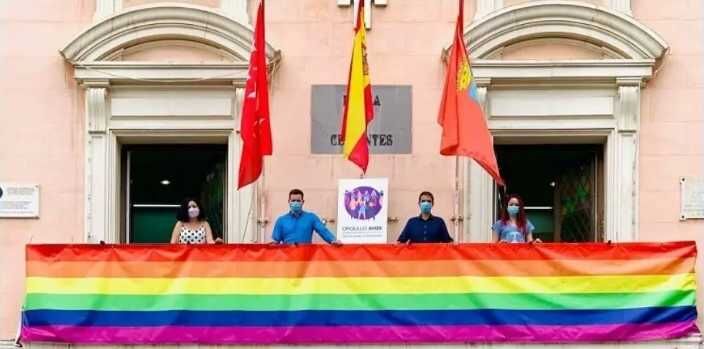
[341,1,373,172]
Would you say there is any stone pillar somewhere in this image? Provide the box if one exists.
[610,77,642,241]
[84,81,110,243]
[465,77,495,242]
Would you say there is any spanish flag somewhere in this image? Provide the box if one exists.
[340,0,374,173]
[438,0,504,186]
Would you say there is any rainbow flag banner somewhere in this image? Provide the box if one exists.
[21,242,698,344]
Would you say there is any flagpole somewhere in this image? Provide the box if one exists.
[454,155,460,242]
[237,0,271,242]
[454,0,462,243]
[259,160,266,242]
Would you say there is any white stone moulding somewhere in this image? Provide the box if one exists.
[66,4,280,63]
[455,1,668,244]
[475,0,503,20]
[473,0,633,19]
[336,0,388,29]
[63,4,282,243]
[463,0,667,60]
[220,0,250,25]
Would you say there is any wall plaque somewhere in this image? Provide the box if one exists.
[311,85,411,154]
[0,183,39,218]
[680,177,704,220]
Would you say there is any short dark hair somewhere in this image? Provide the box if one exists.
[176,197,206,222]
[418,191,434,203]
[288,189,304,200]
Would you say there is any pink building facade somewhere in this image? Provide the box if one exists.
[0,0,702,347]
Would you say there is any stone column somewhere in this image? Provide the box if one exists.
[84,81,110,243]
[610,77,642,241]
[465,77,495,242]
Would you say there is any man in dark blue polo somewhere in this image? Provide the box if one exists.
[397,191,453,243]
[271,189,342,245]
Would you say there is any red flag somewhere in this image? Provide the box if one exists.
[238,0,272,189]
[340,0,374,173]
[438,0,504,186]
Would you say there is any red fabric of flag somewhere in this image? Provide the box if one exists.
[238,0,272,189]
[438,0,504,186]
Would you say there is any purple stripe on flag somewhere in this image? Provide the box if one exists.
[22,322,698,344]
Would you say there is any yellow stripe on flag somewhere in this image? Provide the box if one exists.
[342,14,370,158]
[27,274,695,295]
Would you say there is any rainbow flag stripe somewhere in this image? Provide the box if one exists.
[21,242,699,344]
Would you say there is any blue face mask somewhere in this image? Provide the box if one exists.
[419,201,432,214]
[507,205,519,217]
[289,201,302,213]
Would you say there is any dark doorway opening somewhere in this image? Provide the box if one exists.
[123,145,227,243]
[495,144,604,242]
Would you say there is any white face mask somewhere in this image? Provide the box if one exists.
[188,207,200,219]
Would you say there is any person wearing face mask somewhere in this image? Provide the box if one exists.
[271,189,342,245]
[397,191,453,244]
[170,198,221,244]
[492,194,540,243]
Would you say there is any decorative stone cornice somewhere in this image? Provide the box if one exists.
[85,86,109,133]
[474,0,503,20]
[471,59,653,85]
[220,0,250,25]
[463,0,668,60]
[609,0,632,16]
[71,62,258,85]
[61,3,280,63]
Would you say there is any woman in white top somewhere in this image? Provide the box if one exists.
[170,198,220,244]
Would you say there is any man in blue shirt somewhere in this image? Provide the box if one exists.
[271,189,342,245]
[398,191,453,243]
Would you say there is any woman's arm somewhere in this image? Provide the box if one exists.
[527,232,542,243]
[526,221,541,243]
[204,221,215,244]
[170,222,182,243]
[491,221,501,243]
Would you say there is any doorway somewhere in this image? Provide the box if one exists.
[122,145,227,243]
[495,144,604,242]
